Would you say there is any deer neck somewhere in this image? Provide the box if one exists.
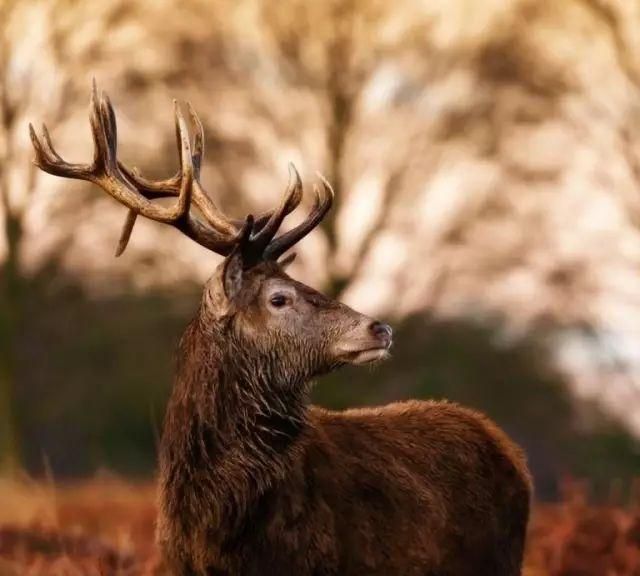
[159,316,310,532]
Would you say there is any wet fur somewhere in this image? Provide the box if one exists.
[157,263,532,575]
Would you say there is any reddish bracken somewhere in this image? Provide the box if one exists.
[29,84,531,575]
[4,482,640,576]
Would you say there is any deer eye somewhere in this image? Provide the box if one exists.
[269,294,290,308]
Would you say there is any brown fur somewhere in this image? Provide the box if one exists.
[157,261,532,576]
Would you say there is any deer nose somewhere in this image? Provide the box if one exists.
[369,321,393,347]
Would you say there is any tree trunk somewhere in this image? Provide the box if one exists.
[0,206,22,475]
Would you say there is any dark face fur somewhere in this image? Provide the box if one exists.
[202,252,393,387]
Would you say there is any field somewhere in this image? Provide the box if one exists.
[2,477,640,575]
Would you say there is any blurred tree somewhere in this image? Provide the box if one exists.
[256,0,433,288]
[0,0,103,473]
[0,0,22,473]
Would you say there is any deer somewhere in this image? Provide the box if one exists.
[30,82,532,576]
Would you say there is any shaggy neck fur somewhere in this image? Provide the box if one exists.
[159,308,312,540]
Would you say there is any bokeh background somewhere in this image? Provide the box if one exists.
[3,0,640,495]
[2,0,640,572]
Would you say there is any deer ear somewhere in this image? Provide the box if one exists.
[222,250,244,301]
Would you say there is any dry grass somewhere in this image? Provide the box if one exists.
[2,476,640,575]
[0,476,160,575]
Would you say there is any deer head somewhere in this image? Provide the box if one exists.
[29,82,393,388]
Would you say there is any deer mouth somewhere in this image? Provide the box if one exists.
[337,344,391,366]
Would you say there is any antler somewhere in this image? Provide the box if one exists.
[29,81,333,264]
[264,174,333,261]
[114,103,304,256]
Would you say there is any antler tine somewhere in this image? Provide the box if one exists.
[40,124,64,164]
[264,173,334,261]
[171,101,195,219]
[29,121,91,180]
[247,163,303,256]
[115,210,138,257]
[187,101,204,176]
[89,79,120,179]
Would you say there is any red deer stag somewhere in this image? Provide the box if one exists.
[30,83,532,576]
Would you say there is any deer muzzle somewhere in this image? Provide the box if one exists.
[334,319,393,366]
